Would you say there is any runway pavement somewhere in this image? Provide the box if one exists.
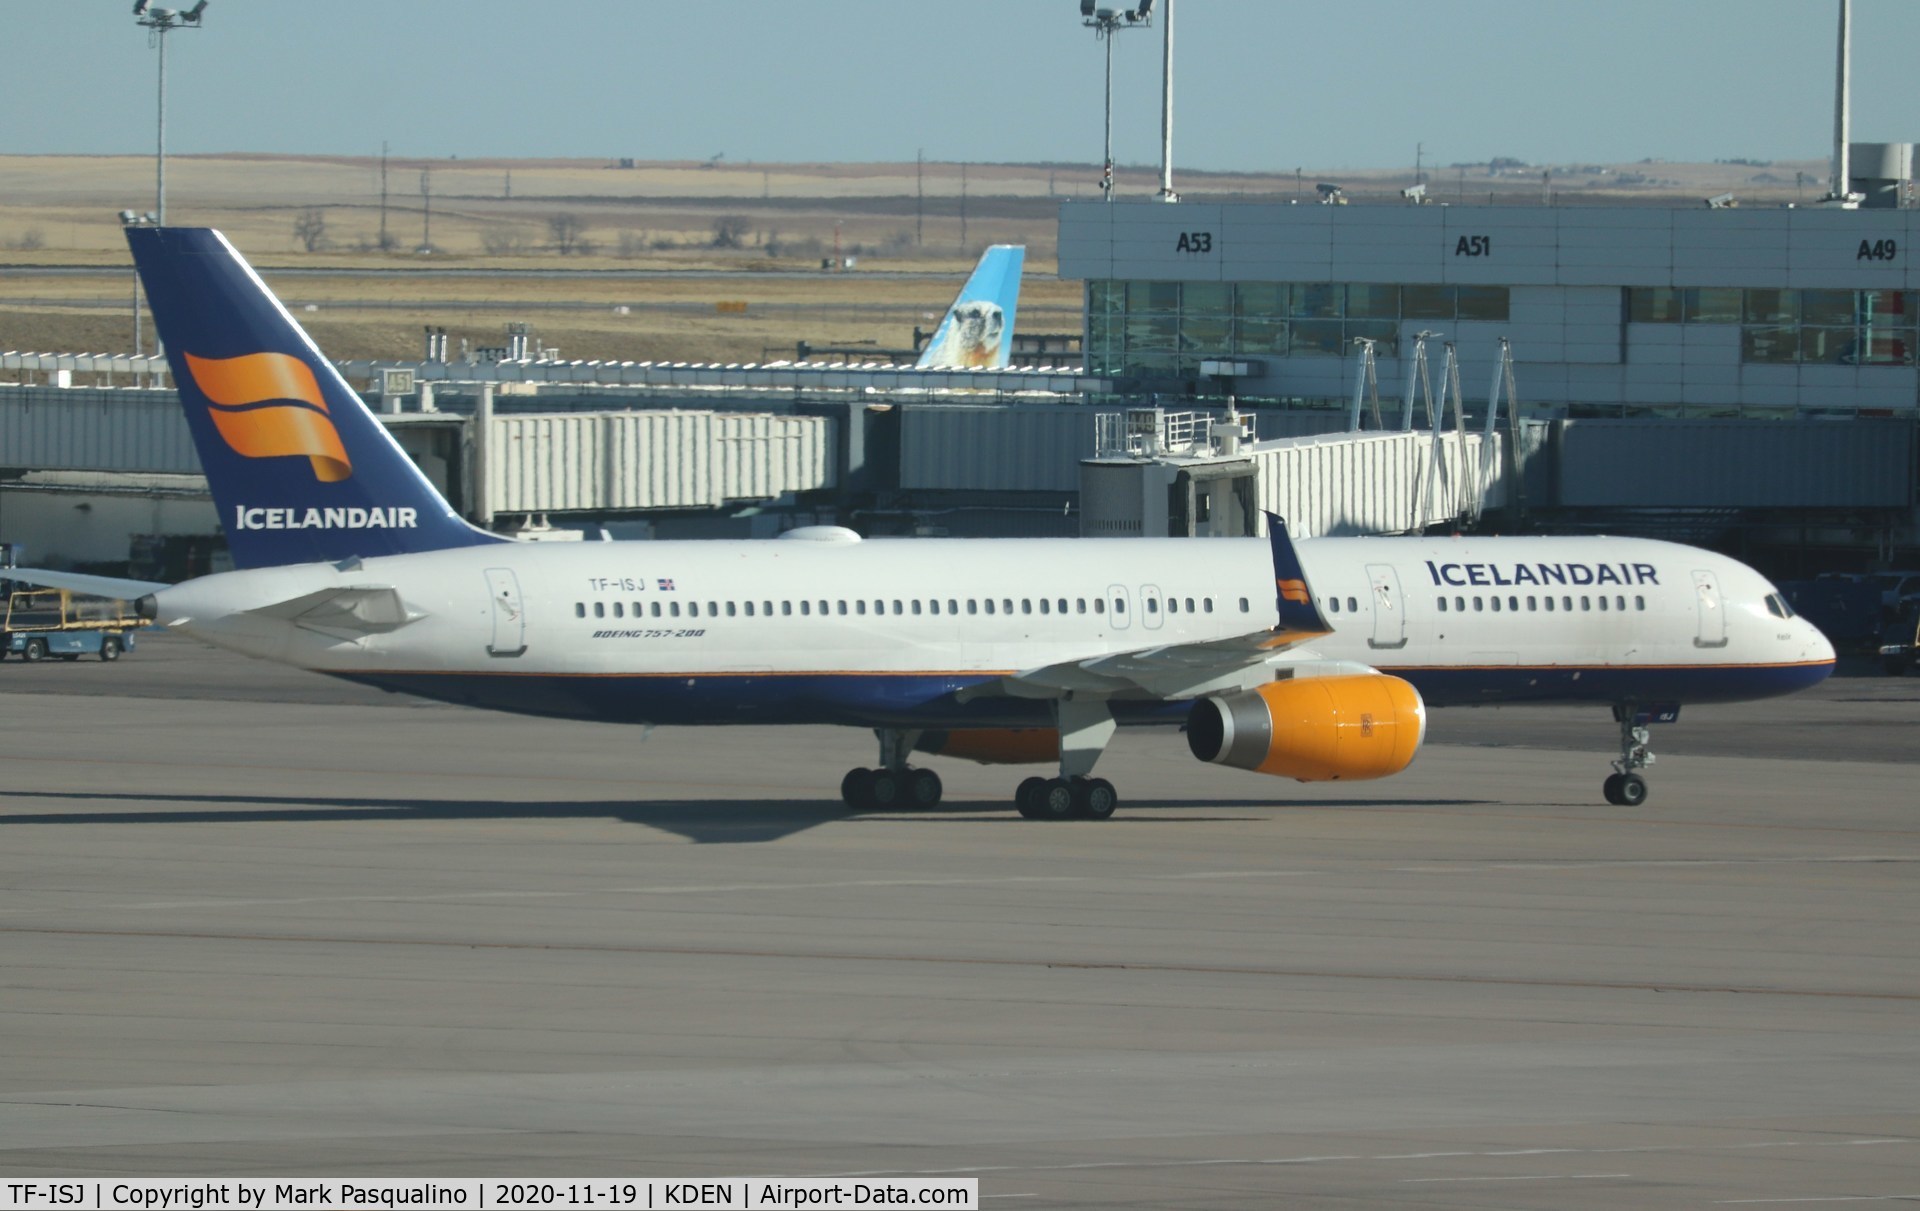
[1,635,1915,1207]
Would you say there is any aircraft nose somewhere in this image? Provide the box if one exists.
[1807,620,1837,667]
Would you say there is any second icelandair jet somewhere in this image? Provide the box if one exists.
[17,229,1835,818]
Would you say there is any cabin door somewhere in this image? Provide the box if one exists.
[486,567,527,657]
[1691,568,1728,649]
[1366,563,1408,649]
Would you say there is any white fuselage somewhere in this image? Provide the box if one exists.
[153,533,1835,728]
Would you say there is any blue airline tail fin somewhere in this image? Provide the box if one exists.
[915,244,1024,369]
[127,227,505,569]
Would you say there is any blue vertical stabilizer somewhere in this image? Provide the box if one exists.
[128,227,505,568]
[916,245,1024,368]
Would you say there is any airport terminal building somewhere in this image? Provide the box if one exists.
[1059,199,1920,417]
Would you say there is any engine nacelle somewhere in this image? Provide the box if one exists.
[1186,673,1426,782]
[915,728,1060,766]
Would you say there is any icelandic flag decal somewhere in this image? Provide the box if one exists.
[657,578,676,591]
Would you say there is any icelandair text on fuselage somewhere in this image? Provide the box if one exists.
[1425,560,1660,588]
[2,1179,977,1210]
[232,506,419,531]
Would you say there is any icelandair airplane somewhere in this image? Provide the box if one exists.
[15,229,1835,818]
[915,245,1022,369]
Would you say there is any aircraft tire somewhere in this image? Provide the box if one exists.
[840,767,874,810]
[1602,773,1626,805]
[1617,773,1649,807]
[1014,776,1047,819]
[1076,778,1118,820]
[907,768,942,808]
[868,769,903,809]
[1036,778,1077,821]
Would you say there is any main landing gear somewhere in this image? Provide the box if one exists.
[1603,704,1660,806]
[1014,775,1117,820]
[841,729,943,811]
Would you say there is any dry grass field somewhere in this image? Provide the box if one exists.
[0,152,1828,364]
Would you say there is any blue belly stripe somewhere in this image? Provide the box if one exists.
[332,661,1835,727]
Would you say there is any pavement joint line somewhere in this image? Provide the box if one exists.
[2,923,1915,1000]
[793,1139,1915,1180]
[1401,1173,1633,1182]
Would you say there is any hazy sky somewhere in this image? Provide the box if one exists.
[7,1,1917,171]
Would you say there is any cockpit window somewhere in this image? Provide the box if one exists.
[1764,593,1797,619]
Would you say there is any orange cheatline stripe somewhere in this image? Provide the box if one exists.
[185,352,351,482]
[329,659,1834,679]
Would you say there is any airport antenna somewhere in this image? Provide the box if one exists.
[1079,0,1154,202]
[132,0,209,226]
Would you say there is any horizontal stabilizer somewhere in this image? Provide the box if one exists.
[244,585,423,634]
[1,568,169,599]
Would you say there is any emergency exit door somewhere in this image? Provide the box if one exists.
[1366,563,1408,649]
[486,567,527,657]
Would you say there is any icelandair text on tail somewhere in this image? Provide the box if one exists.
[2,1181,976,1211]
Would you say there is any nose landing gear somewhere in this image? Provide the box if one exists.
[1604,703,1675,806]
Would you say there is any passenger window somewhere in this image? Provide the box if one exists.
[1238,597,1249,613]
[1581,596,1591,611]
[1003,598,1013,614]
[613,603,624,618]
[1147,598,1159,614]
[726,602,738,617]
[837,601,848,615]
[574,603,585,618]
[1543,596,1553,612]
[1039,599,1049,615]
[783,601,793,616]
[670,602,681,618]
[1076,598,1087,614]
[892,600,903,615]
[1563,595,1573,611]
[856,601,867,615]
[1114,598,1127,614]
[1437,597,1448,612]
[985,599,995,615]
[650,602,662,618]
[949,599,959,614]
[1058,598,1068,614]
[929,600,940,615]
[968,600,978,615]
[688,602,701,618]
[1094,599,1105,614]
[1527,596,1536,611]
[1167,598,1179,614]
[1348,596,1358,612]
[1508,596,1518,611]
[819,600,829,615]
[1185,597,1195,612]
[1474,596,1484,611]
[743,602,754,617]
[1328,598,1341,614]
[1203,598,1214,613]
[1598,596,1609,612]
[1636,595,1646,611]
[1022,599,1032,615]
[799,601,810,616]
[912,600,922,615]
[1455,596,1465,611]
[875,600,885,615]
[1616,595,1626,611]
[1490,597,1501,612]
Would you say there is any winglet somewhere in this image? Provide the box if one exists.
[1265,512,1332,635]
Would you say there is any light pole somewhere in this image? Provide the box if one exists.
[134,1,208,226]
[119,210,157,383]
[1080,1,1153,201]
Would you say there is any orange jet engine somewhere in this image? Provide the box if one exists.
[1186,674,1426,782]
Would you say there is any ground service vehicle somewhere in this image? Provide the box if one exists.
[1,589,141,662]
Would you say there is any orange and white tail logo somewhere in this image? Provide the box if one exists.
[184,352,352,483]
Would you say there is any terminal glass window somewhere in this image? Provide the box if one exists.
[1083,278,1509,376]
[1632,286,1918,366]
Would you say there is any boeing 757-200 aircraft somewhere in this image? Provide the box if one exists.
[13,229,1836,818]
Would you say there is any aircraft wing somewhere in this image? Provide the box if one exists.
[980,625,1335,702]
[1,568,170,599]
[970,514,1340,702]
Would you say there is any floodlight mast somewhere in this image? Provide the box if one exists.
[135,1,208,226]
[1082,3,1151,202]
